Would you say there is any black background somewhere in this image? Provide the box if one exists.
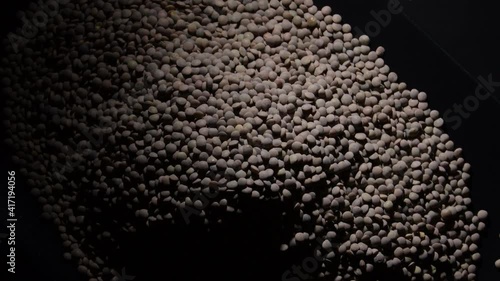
[0,0,499,281]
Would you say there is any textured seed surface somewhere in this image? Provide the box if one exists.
[0,0,487,281]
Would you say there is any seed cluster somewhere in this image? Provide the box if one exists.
[1,0,488,280]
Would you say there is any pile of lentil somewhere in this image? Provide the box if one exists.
[0,0,488,280]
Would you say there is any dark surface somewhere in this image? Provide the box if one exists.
[0,0,499,281]
[401,0,500,79]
